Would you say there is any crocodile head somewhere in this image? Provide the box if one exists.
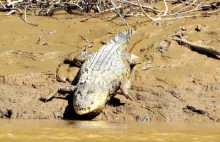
[73,81,108,115]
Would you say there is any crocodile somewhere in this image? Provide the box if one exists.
[41,29,140,116]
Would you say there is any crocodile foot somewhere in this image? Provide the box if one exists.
[39,89,59,102]
[120,78,132,101]
[39,85,76,102]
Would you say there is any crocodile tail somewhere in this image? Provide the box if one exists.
[109,28,136,44]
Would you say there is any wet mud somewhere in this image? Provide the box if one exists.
[0,11,220,122]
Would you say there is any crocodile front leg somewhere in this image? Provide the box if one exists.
[39,85,76,102]
[122,53,141,65]
[59,85,76,92]
[120,78,132,101]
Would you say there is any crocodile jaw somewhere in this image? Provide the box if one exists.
[74,104,104,115]
[73,90,108,115]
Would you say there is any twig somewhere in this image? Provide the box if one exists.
[0,8,23,14]
[62,2,83,10]
[78,35,93,48]
[173,37,220,56]
[137,0,169,21]
[6,9,17,15]
[36,36,42,45]
[110,0,129,26]
[169,3,183,12]
[0,1,6,8]
[172,0,198,15]
[137,0,160,21]
[169,2,203,16]
[158,9,220,20]
[162,0,168,16]
[118,0,161,13]
[80,6,122,22]
[22,5,37,26]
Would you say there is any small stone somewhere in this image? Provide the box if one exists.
[195,25,201,32]
[32,84,37,89]
[42,43,49,46]
[176,12,183,18]
[159,40,170,53]
[181,27,187,31]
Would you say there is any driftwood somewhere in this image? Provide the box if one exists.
[173,37,220,57]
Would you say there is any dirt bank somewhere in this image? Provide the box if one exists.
[0,11,220,122]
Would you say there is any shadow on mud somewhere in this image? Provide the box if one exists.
[62,94,125,120]
[107,97,125,107]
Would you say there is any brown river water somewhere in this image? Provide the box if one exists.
[0,120,220,142]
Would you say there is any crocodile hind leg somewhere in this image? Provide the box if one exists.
[65,51,94,67]
[56,51,94,82]
[39,85,76,102]
[56,64,80,83]
[120,78,132,101]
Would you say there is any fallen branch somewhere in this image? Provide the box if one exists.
[173,37,220,57]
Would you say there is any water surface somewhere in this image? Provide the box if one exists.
[0,120,220,142]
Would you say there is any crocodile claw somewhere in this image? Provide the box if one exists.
[124,93,133,101]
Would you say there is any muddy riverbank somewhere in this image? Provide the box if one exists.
[0,11,220,122]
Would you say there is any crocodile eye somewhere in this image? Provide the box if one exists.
[87,90,95,94]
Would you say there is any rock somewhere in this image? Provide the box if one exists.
[159,40,170,53]
[195,25,202,32]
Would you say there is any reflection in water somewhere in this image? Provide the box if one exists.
[0,120,220,142]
